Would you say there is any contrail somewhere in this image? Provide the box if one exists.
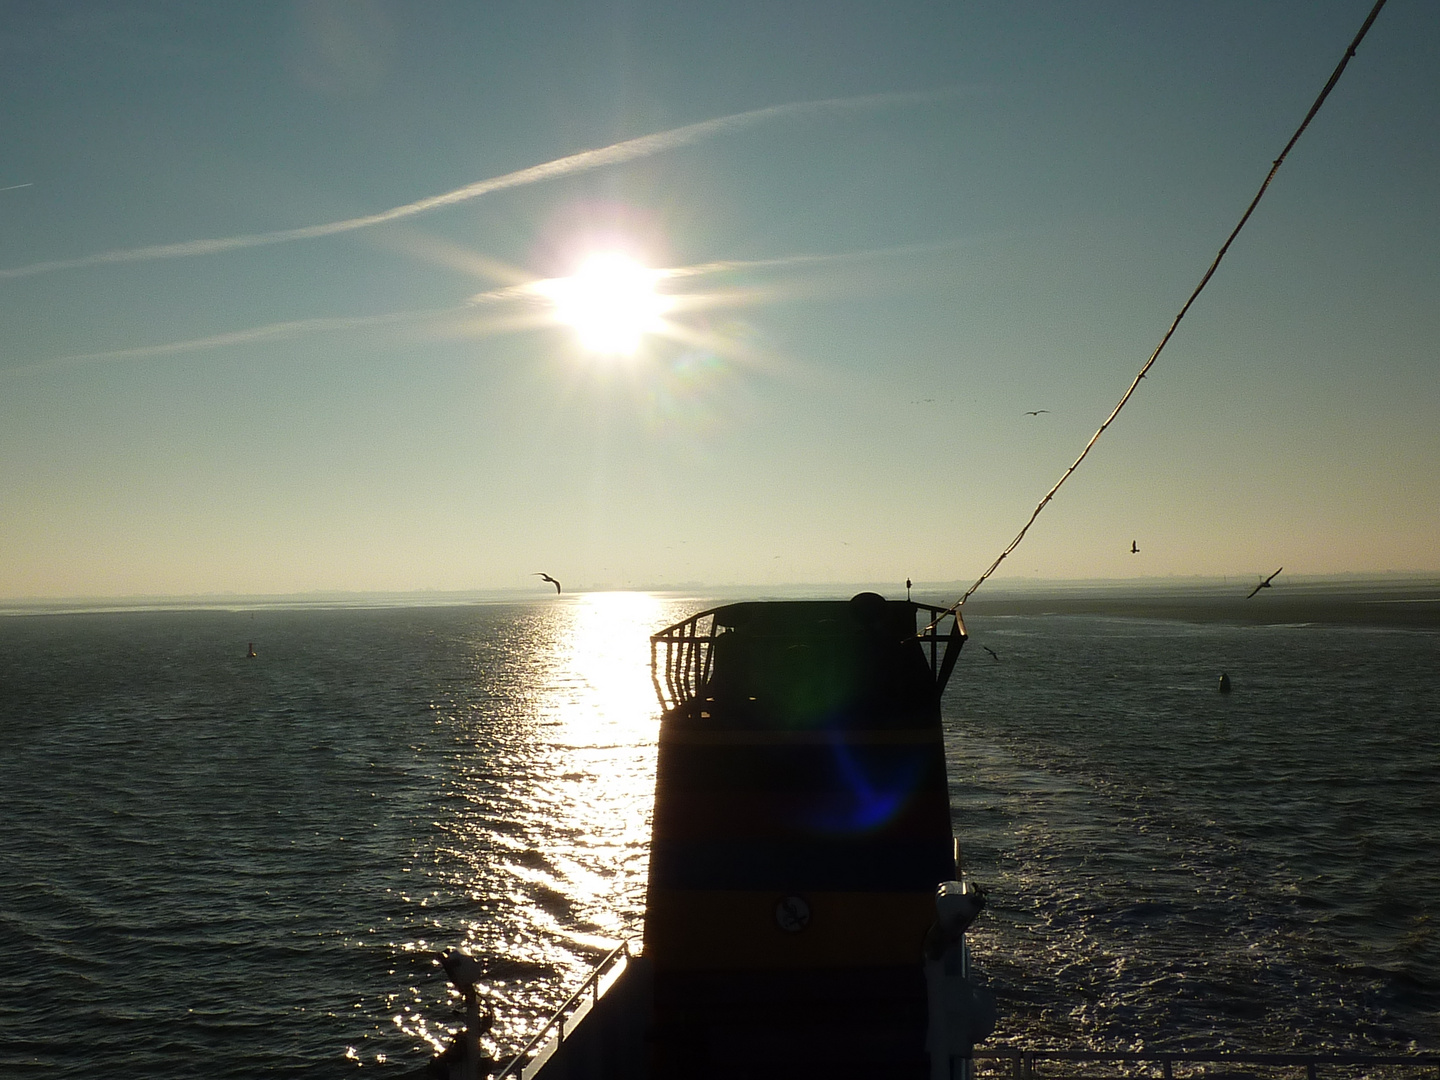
[0,90,956,282]
[0,183,34,193]
[30,306,463,369]
[15,281,538,372]
[460,239,972,309]
[11,241,967,373]
[65,240,980,354]
[661,237,972,280]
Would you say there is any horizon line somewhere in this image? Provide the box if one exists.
[4,571,1436,614]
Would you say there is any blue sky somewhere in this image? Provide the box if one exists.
[1,1,1436,599]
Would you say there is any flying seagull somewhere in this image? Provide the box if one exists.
[534,572,561,594]
[1024,410,1050,416]
[1246,567,1283,599]
[1131,540,1139,554]
[982,646,999,661]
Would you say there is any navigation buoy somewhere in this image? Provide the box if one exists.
[246,642,257,658]
[1218,672,1231,694]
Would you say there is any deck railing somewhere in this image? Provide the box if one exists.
[649,607,720,713]
[491,940,634,1080]
[649,602,968,714]
[919,602,967,694]
[973,1049,1440,1080]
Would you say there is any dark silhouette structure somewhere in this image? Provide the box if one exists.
[645,595,967,1078]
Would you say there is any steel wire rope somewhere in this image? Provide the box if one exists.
[924,0,1389,632]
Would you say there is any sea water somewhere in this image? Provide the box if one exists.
[0,597,1435,1076]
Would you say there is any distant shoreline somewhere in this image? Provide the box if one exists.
[961,583,1440,629]
[4,577,1438,628]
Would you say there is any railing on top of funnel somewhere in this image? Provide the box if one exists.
[648,602,967,714]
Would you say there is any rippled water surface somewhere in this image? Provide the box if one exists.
[0,600,1435,1075]
[950,615,1439,1053]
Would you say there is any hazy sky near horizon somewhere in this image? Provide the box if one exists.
[2,1,1436,599]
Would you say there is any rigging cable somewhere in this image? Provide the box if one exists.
[934,0,1388,625]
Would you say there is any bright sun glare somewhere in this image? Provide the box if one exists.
[544,253,671,356]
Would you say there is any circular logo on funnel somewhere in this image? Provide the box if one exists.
[774,895,811,933]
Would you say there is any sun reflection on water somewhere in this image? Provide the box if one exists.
[387,592,692,1062]
[543,590,670,741]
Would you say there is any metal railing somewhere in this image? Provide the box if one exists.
[973,1050,1440,1080]
[491,940,634,1080]
[649,602,969,714]
[650,607,720,713]
[919,602,967,695]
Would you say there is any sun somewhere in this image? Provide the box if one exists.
[543,253,671,356]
